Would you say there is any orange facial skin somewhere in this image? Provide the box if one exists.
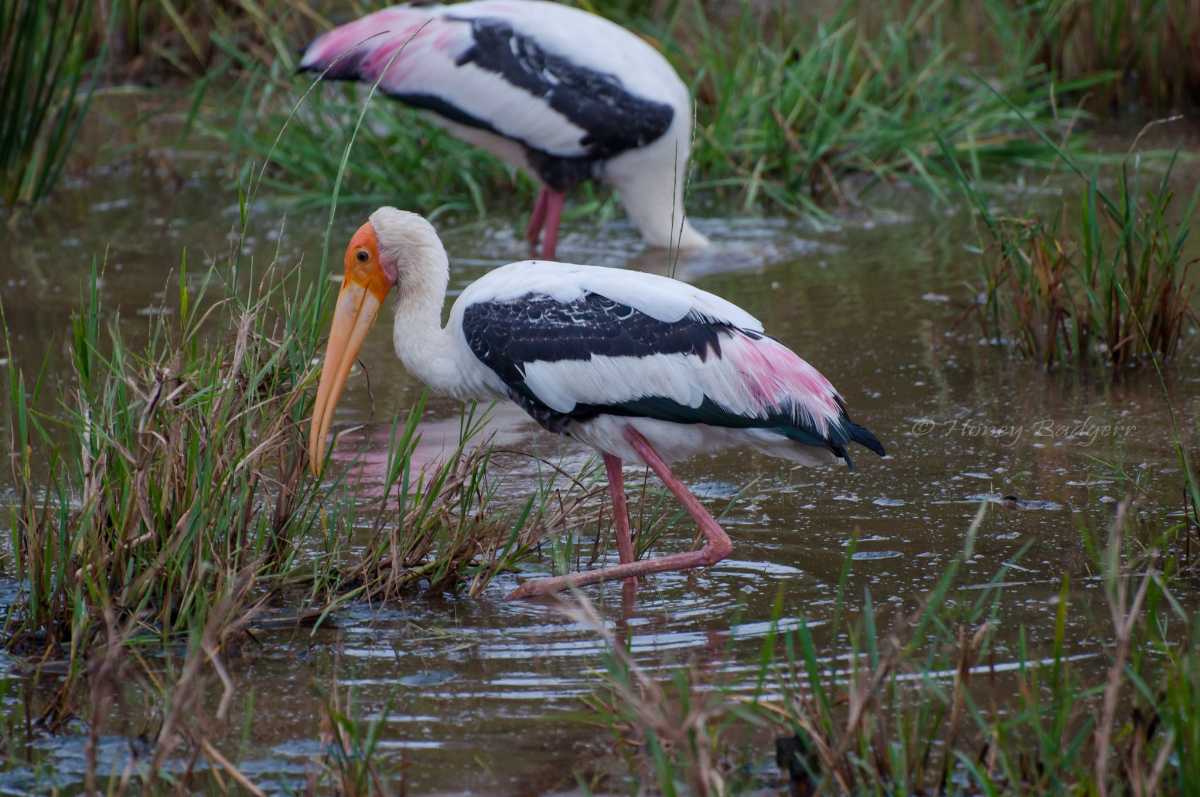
[343,222,393,300]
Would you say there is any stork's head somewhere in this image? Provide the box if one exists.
[308,208,445,475]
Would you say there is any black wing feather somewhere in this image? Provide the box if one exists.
[461,293,884,466]
[463,293,740,385]
[453,17,675,159]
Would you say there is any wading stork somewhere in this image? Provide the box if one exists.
[298,1,708,260]
[310,209,884,599]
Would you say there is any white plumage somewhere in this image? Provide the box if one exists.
[299,1,708,256]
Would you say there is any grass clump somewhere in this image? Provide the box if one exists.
[655,0,1091,214]
[0,0,104,208]
[1030,0,1200,113]
[578,501,1200,794]
[964,151,1197,371]
[5,259,320,659]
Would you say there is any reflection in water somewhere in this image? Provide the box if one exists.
[1,153,1198,792]
[330,401,538,496]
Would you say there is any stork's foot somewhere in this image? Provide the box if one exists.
[505,547,729,600]
[505,429,733,601]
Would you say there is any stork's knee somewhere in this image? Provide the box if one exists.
[703,538,733,566]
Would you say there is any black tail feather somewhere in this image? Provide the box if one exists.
[846,421,886,458]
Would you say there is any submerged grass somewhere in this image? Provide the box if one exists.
[577,499,1200,794]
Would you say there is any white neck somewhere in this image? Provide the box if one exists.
[391,273,465,398]
[371,210,466,397]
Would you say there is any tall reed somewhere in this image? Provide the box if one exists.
[963,150,1197,371]
[0,0,103,208]
[1031,0,1200,112]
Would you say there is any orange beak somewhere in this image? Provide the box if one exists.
[308,222,394,476]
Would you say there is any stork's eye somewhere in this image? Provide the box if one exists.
[355,249,369,263]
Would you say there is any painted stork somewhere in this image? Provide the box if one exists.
[298,1,708,260]
[309,209,885,599]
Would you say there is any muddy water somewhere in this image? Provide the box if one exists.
[2,145,1199,793]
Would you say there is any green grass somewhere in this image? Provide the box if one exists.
[639,0,1097,214]
[216,72,518,216]
[0,3,1196,790]
[0,249,599,789]
[1019,0,1200,113]
[0,26,605,785]
[310,678,397,796]
[13,1,1200,211]
[6,255,321,658]
[880,0,1200,114]
[0,0,104,208]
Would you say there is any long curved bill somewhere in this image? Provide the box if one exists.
[308,281,383,475]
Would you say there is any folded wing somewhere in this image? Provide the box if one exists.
[458,269,883,465]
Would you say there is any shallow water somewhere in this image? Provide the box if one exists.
[1,121,1199,793]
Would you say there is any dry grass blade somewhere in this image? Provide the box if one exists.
[1094,500,1155,794]
[563,590,729,796]
[574,491,1200,794]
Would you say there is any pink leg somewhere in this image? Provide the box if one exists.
[605,453,635,566]
[506,429,733,600]
[621,575,638,614]
[540,190,566,261]
[525,188,549,255]
[605,453,638,600]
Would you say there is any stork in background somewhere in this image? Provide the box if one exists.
[309,208,885,600]
[298,1,709,261]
